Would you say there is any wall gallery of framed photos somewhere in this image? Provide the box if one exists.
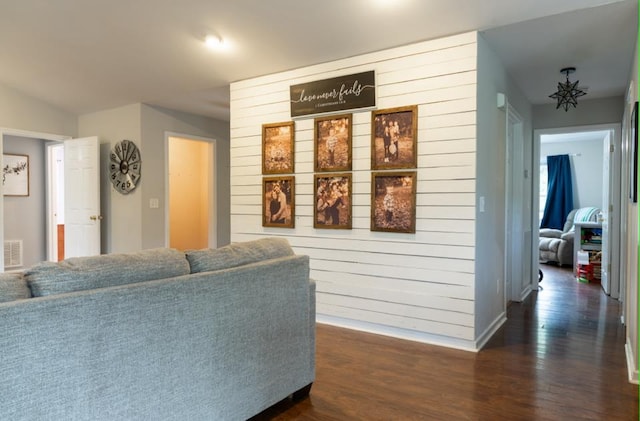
[261,104,418,233]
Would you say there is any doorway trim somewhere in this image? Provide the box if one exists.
[164,131,217,249]
[504,103,530,303]
[532,123,621,296]
[0,128,70,270]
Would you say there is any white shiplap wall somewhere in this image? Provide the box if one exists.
[230,31,478,350]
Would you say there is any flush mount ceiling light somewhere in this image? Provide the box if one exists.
[549,67,587,111]
[204,35,228,50]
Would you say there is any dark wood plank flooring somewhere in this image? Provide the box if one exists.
[253,265,638,420]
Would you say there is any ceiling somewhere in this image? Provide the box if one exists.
[0,0,636,122]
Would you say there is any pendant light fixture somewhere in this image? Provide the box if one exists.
[549,67,587,111]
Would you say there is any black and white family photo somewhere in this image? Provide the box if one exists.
[314,174,352,229]
[262,121,294,174]
[371,105,417,170]
[371,172,416,233]
[263,176,294,228]
[314,114,352,172]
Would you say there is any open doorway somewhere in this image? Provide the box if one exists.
[47,143,64,262]
[166,134,217,250]
[0,129,70,271]
[0,129,101,272]
[533,124,621,299]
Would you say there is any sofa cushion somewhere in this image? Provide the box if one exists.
[539,237,560,253]
[0,272,31,302]
[539,228,562,239]
[186,238,294,274]
[25,248,190,297]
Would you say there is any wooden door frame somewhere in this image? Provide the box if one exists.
[532,123,621,297]
[164,132,218,249]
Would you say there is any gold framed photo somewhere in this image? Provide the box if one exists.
[371,171,416,233]
[371,105,418,170]
[262,121,294,174]
[314,173,352,229]
[263,176,295,228]
[314,114,352,172]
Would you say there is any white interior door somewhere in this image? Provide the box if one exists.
[600,132,611,294]
[64,136,101,258]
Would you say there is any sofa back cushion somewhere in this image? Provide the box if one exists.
[186,238,294,274]
[0,272,31,302]
[25,248,190,297]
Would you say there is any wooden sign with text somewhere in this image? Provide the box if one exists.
[290,71,376,118]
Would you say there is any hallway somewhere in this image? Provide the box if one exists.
[254,264,638,420]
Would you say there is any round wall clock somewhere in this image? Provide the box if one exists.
[109,139,141,194]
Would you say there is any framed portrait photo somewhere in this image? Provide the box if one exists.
[314,114,352,172]
[262,121,295,174]
[314,173,352,229]
[263,176,295,228]
[371,171,416,233]
[371,105,418,170]
[3,154,29,196]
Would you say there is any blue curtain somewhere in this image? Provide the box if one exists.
[540,154,574,229]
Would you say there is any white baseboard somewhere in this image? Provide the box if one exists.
[625,339,639,384]
[474,312,507,350]
[316,314,480,352]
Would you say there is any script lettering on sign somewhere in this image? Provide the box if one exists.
[290,71,375,117]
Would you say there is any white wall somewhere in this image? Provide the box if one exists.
[623,39,638,384]
[78,103,230,254]
[78,103,143,253]
[540,137,604,209]
[140,105,230,249]
[3,136,46,268]
[0,82,76,136]
[230,32,481,350]
[475,34,533,342]
[534,97,624,130]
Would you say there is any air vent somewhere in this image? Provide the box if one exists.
[4,240,23,269]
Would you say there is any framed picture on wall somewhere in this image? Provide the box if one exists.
[371,105,418,170]
[263,176,295,228]
[262,121,295,174]
[370,171,416,233]
[314,114,352,172]
[2,154,29,196]
[314,173,352,229]
[630,101,638,203]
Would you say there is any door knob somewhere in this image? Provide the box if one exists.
[90,215,103,221]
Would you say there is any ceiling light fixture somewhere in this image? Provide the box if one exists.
[205,35,227,50]
[548,67,587,112]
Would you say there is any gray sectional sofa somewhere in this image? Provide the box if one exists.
[0,238,315,421]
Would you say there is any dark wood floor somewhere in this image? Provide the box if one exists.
[253,265,638,420]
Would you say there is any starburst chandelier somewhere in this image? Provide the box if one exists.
[549,67,587,111]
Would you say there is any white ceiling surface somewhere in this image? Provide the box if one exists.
[0,0,636,122]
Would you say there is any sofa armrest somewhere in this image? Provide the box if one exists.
[539,228,563,239]
[560,231,574,242]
